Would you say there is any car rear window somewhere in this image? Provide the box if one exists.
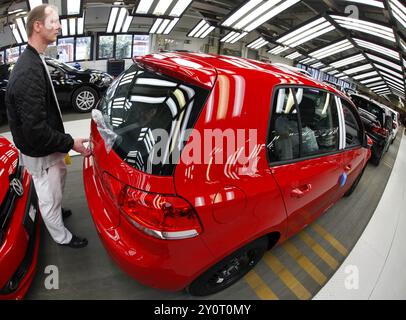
[98,63,210,176]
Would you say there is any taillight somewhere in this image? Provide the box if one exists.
[102,172,202,240]
[371,126,388,137]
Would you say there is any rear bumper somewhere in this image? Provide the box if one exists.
[0,174,41,300]
[83,156,214,291]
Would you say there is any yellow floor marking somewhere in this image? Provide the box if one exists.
[263,253,312,300]
[312,223,348,257]
[282,241,327,286]
[244,270,279,300]
[299,232,339,269]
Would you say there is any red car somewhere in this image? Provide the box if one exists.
[83,52,371,296]
[0,136,41,300]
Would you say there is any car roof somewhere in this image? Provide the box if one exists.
[135,52,346,97]
[351,93,390,112]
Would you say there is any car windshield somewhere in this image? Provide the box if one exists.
[98,63,210,176]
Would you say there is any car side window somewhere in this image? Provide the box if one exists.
[296,88,339,157]
[341,99,362,148]
[267,88,300,162]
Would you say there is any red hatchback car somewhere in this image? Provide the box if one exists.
[0,136,40,300]
[83,52,371,296]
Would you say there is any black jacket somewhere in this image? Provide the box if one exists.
[5,44,73,157]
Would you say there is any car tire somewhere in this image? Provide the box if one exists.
[186,236,268,296]
[344,167,365,197]
[71,86,98,113]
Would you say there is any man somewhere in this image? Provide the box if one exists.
[6,4,89,248]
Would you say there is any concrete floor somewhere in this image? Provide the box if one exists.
[24,132,401,300]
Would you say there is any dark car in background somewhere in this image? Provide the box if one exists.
[351,94,392,165]
[0,58,113,123]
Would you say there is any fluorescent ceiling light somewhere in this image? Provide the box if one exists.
[300,57,316,64]
[328,70,340,75]
[354,38,400,60]
[365,81,386,87]
[309,39,354,59]
[374,64,404,79]
[331,54,365,69]
[67,0,82,15]
[239,0,301,32]
[16,17,27,42]
[360,77,383,84]
[380,72,404,84]
[188,20,214,39]
[331,15,396,42]
[77,17,84,34]
[343,64,373,75]
[122,15,133,32]
[268,46,289,55]
[136,0,154,14]
[222,0,263,27]
[310,62,325,69]
[170,0,193,17]
[10,24,22,44]
[154,0,172,16]
[221,31,247,43]
[338,75,349,80]
[340,0,384,8]
[285,51,302,60]
[163,18,179,34]
[369,84,388,90]
[150,18,162,33]
[115,8,127,33]
[28,0,43,10]
[247,37,269,50]
[335,72,346,77]
[69,18,76,36]
[353,71,379,79]
[106,7,119,33]
[61,19,68,36]
[277,17,335,48]
[188,20,206,37]
[230,32,248,44]
[200,26,215,38]
[367,53,403,71]
[320,66,333,72]
[400,38,406,53]
[389,0,406,28]
[157,19,170,34]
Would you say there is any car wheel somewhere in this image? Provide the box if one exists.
[72,86,98,113]
[187,236,268,296]
[344,167,365,197]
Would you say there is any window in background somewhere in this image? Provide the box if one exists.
[116,34,133,59]
[76,36,92,60]
[99,35,114,59]
[133,35,150,57]
[20,44,27,54]
[57,37,75,62]
[5,47,20,63]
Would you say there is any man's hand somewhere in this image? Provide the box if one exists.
[72,138,91,156]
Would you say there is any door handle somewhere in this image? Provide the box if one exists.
[344,164,352,172]
[291,184,312,198]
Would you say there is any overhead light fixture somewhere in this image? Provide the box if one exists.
[220,31,248,44]
[187,20,215,38]
[310,62,325,69]
[353,71,379,80]
[374,64,404,79]
[388,0,406,28]
[338,75,349,80]
[320,66,333,72]
[247,37,269,50]
[331,15,396,42]
[285,51,302,60]
[15,17,28,42]
[335,72,346,77]
[150,18,179,34]
[369,84,388,90]
[299,57,316,64]
[366,53,403,71]
[380,71,404,84]
[400,38,406,53]
[107,7,133,33]
[343,63,373,75]
[268,46,289,55]
[67,0,82,15]
[309,39,354,60]
[60,15,85,36]
[365,81,386,87]
[341,0,384,8]
[328,70,340,75]
[277,17,335,48]
[331,54,365,69]
[134,0,191,17]
[354,38,400,61]
[27,0,43,10]
[360,77,383,84]
[10,24,23,44]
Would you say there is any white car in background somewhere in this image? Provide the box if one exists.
[385,107,400,144]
